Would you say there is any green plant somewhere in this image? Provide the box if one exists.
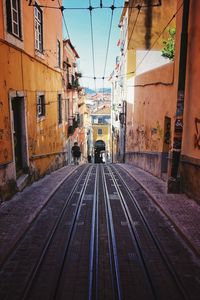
[162,27,176,61]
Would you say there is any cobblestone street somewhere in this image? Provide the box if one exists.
[0,164,199,300]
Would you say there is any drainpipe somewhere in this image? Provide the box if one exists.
[168,0,190,193]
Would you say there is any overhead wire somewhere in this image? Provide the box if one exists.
[57,0,71,40]
[89,0,97,93]
[102,0,116,98]
[26,0,162,11]
[132,1,183,76]
[103,0,115,79]
[111,1,183,81]
[26,0,167,87]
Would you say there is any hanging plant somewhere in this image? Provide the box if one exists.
[162,27,176,61]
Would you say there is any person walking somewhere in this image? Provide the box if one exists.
[71,142,81,165]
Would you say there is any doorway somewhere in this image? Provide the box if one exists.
[11,96,28,178]
[94,140,105,163]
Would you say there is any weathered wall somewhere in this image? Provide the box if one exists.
[0,44,66,194]
[126,62,178,177]
[0,0,65,201]
[180,0,200,200]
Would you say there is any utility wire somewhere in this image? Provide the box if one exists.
[89,0,97,93]
[111,2,183,80]
[102,0,115,98]
[26,0,162,11]
[127,5,141,51]
[62,10,71,40]
[103,0,115,79]
[133,1,183,76]
[58,0,71,40]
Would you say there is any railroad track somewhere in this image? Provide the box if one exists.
[106,164,189,300]
[0,165,92,300]
[0,164,198,300]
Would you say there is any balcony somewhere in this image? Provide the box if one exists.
[67,76,80,90]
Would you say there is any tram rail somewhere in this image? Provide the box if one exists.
[107,164,190,300]
[0,164,199,300]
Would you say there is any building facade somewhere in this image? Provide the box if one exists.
[112,0,200,201]
[91,107,111,163]
[0,0,66,200]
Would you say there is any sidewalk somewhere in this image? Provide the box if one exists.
[0,165,77,264]
[120,163,200,256]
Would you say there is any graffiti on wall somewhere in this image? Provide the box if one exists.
[127,121,163,152]
[194,117,200,149]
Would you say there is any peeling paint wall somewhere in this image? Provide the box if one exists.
[126,62,178,177]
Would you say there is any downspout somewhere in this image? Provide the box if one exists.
[168,0,190,193]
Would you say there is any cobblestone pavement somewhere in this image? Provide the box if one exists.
[119,164,200,256]
[0,163,200,266]
[0,165,77,264]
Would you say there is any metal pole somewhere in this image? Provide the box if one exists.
[168,0,190,193]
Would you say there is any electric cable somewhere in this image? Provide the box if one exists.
[102,0,116,97]
[89,0,97,93]
[26,0,161,11]
[111,2,183,80]
[103,0,115,79]
[133,1,183,76]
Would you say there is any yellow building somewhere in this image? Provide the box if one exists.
[91,106,111,163]
[0,1,66,200]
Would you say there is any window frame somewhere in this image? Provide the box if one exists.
[34,3,43,53]
[58,94,62,124]
[57,39,61,68]
[37,94,45,118]
[6,0,22,39]
[98,128,103,135]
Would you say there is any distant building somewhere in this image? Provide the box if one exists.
[91,106,111,163]
[63,39,82,163]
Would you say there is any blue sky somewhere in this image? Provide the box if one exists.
[62,0,124,90]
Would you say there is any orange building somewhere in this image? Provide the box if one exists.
[114,1,200,200]
[63,39,84,163]
[0,1,66,200]
[175,0,200,200]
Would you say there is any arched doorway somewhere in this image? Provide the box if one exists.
[94,140,105,163]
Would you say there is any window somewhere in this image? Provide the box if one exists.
[34,4,43,52]
[58,94,62,124]
[37,94,45,117]
[6,0,22,38]
[65,99,69,122]
[98,128,102,135]
[57,40,61,68]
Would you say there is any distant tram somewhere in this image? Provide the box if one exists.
[94,140,105,163]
